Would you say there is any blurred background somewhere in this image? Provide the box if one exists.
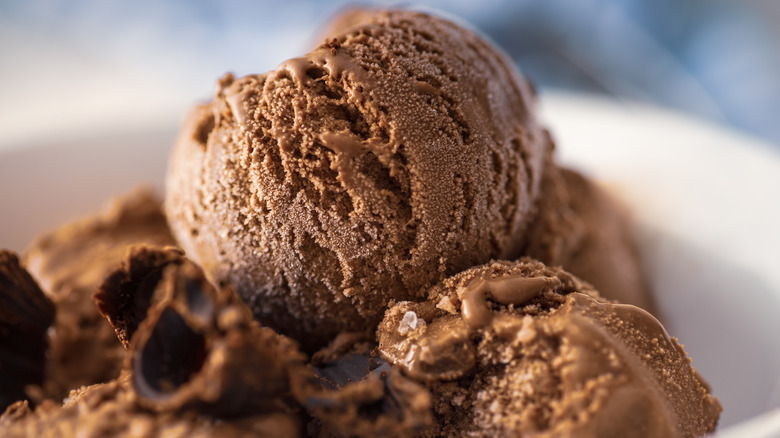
[2,0,780,149]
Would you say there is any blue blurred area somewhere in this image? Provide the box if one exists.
[476,0,780,146]
[1,0,779,146]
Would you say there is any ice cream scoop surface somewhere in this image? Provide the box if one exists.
[377,259,721,437]
[166,9,548,349]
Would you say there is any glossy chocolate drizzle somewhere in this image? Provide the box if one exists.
[459,274,560,329]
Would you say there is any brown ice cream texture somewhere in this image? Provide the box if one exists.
[378,259,720,437]
[165,9,650,350]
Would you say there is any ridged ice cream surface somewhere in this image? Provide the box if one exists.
[165,10,549,348]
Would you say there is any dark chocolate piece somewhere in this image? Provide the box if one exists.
[129,261,305,417]
[0,250,55,410]
[95,246,186,348]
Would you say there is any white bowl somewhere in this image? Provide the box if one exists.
[1,92,779,436]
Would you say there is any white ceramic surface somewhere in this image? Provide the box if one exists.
[1,92,779,436]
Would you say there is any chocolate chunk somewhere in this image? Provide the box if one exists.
[0,250,55,410]
[95,246,187,348]
[129,261,305,417]
[165,10,551,351]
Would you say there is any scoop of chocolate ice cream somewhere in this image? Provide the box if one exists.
[377,259,720,437]
[166,9,549,349]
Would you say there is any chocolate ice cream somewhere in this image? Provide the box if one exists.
[0,250,55,411]
[1,246,434,437]
[165,9,650,350]
[0,7,721,437]
[22,187,177,400]
[522,162,652,311]
[100,247,306,417]
[0,247,306,437]
[377,259,720,437]
[0,375,301,438]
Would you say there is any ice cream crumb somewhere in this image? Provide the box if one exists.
[516,316,536,343]
[398,311,426,335]
[436,295,458,314]
[451,394,465,406]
